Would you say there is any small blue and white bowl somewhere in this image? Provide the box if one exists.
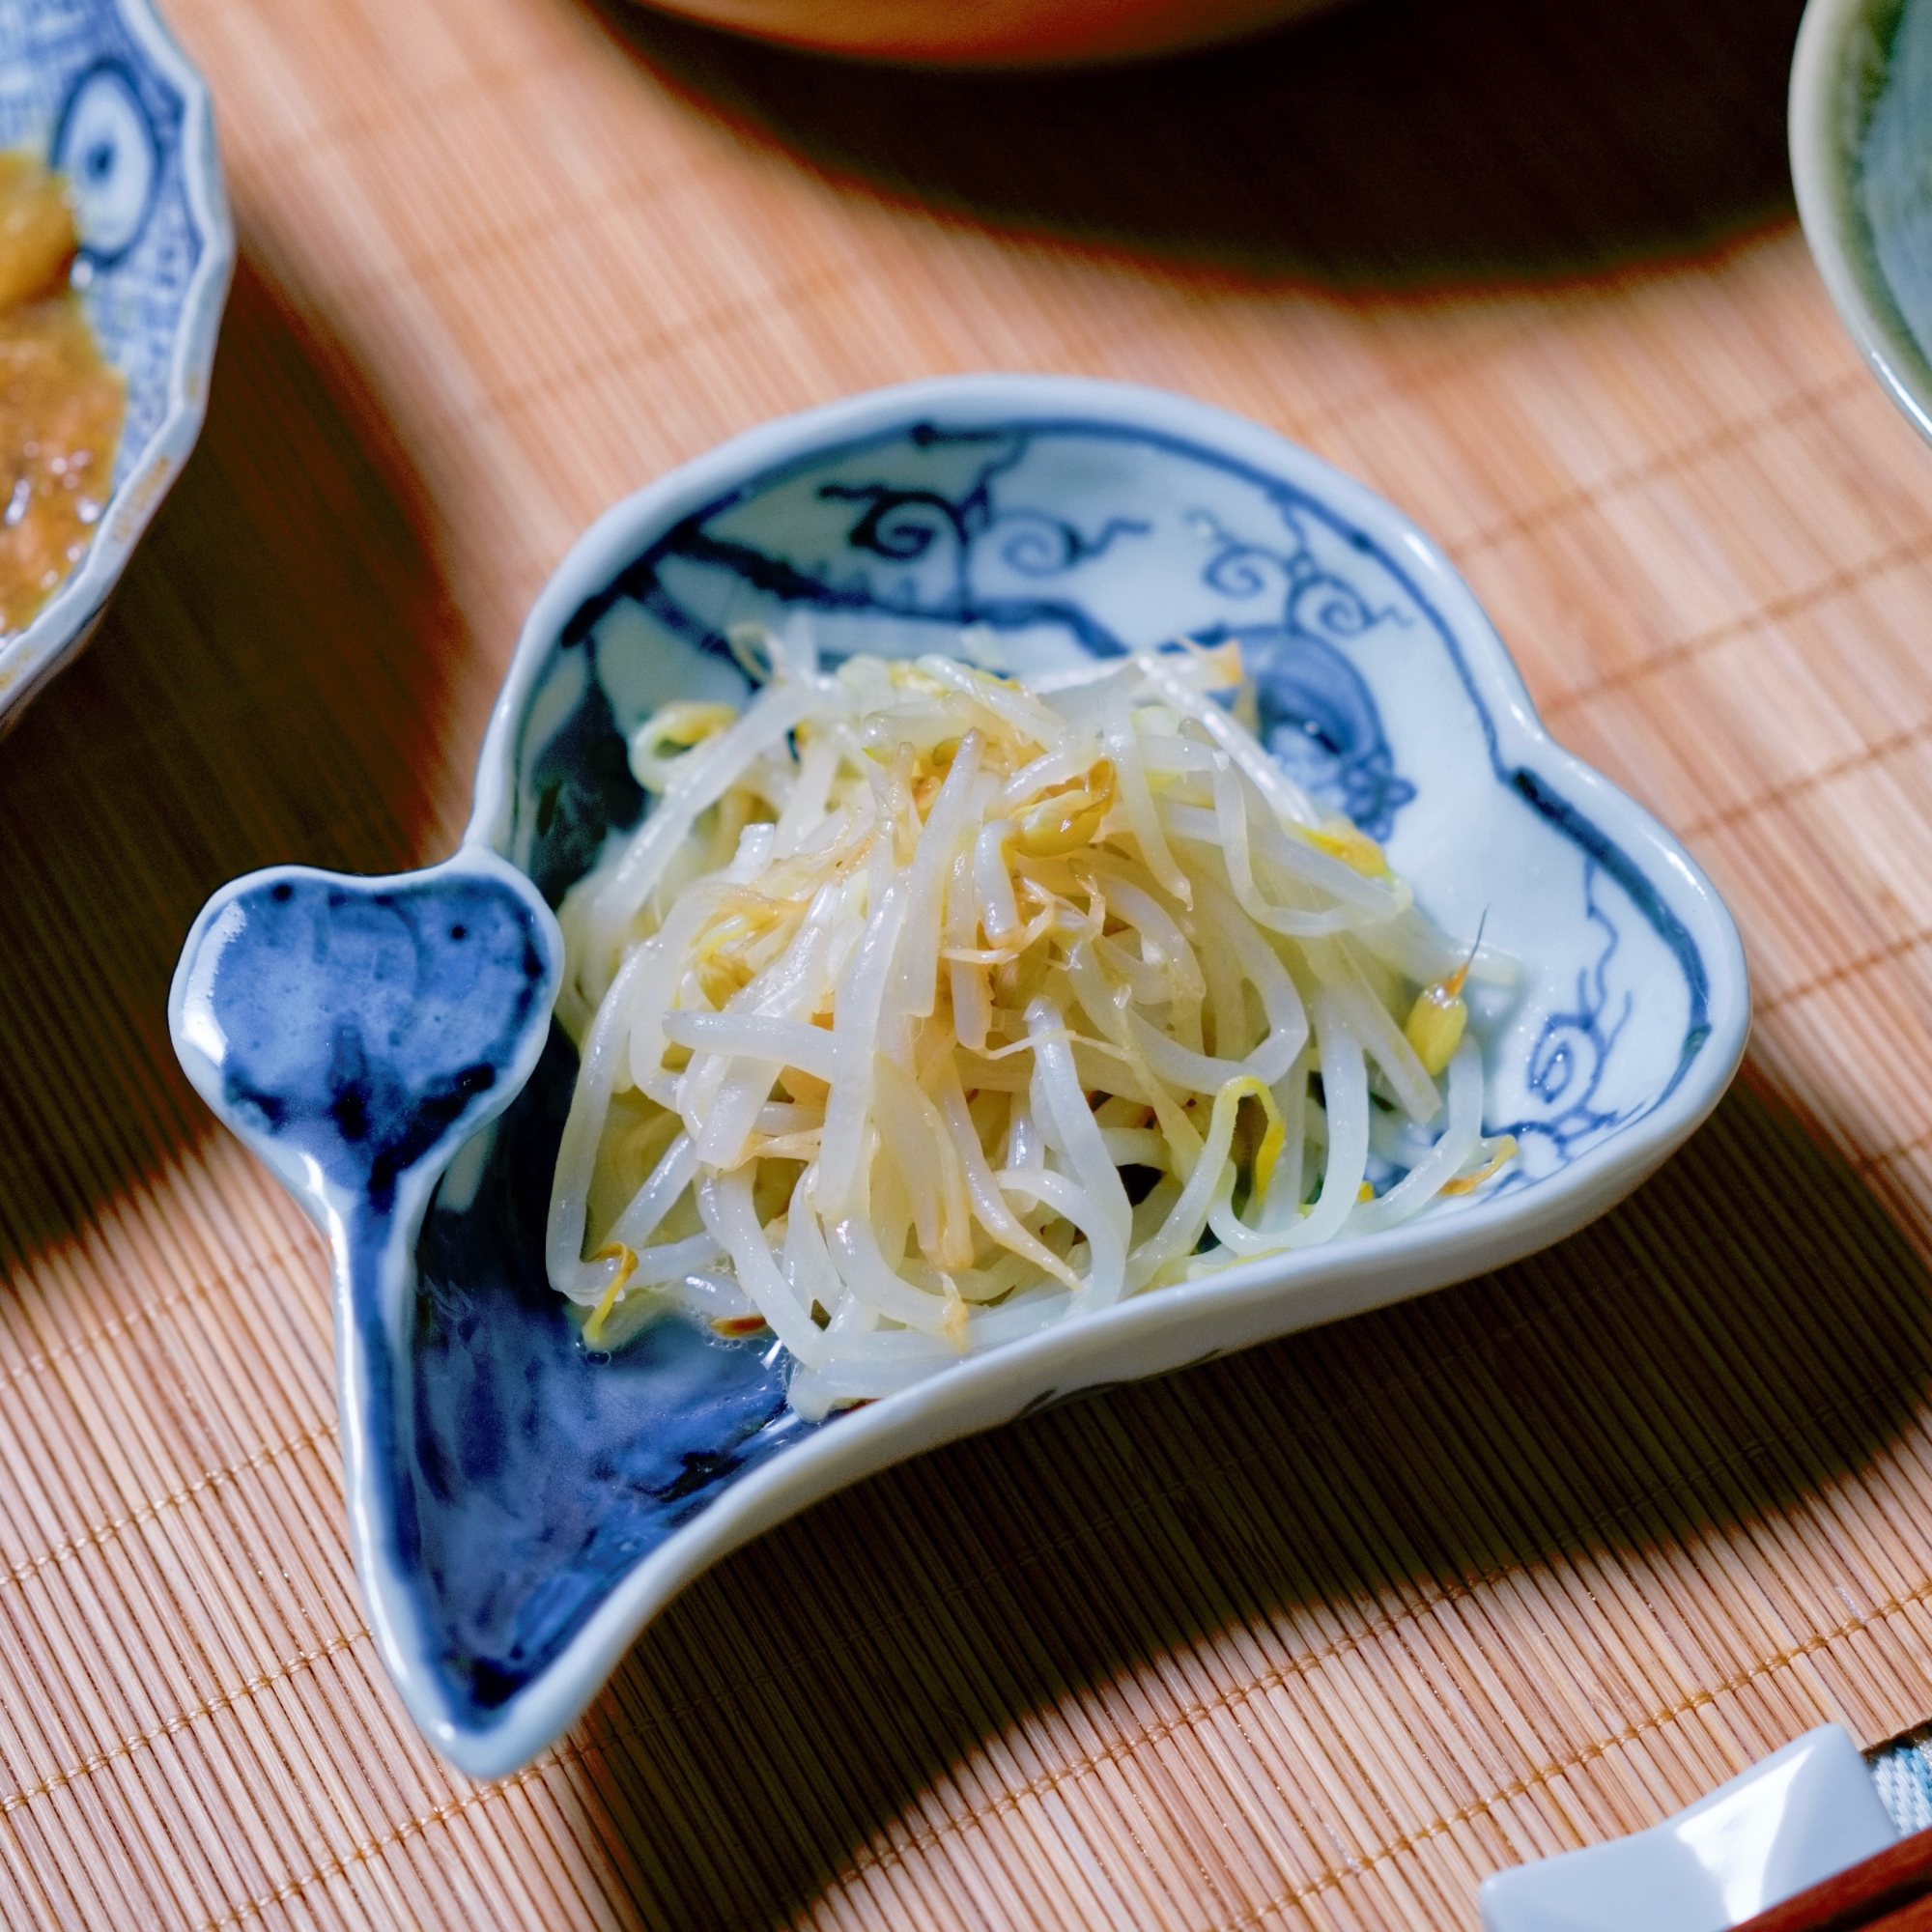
[170,375,1751,1776]
[1792,0,1932,444]
[0,0,232,732]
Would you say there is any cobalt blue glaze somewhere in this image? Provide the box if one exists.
[1230,621,1414,842]
[521,665,645,909]
[209,876,549,1213]
[187,868,811,1722]
[412,1029,808,1716]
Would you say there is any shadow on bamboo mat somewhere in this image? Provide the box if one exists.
[0,185,1914,1932]
[572,1078,1932,1925]
[0,253,469,1265]
[592,0,1807,287]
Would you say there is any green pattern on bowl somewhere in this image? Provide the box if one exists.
[1793,0,1932,442]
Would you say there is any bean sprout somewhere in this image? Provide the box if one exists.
[546,633,1520,1418]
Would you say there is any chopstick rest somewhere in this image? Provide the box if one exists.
[1480,1725,1898,1932]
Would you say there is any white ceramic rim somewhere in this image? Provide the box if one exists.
[0,0,236,729]
[1790,0,1932,444]
[390,372,1752,1776]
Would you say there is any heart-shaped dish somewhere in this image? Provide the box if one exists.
[170,374,1748,1776]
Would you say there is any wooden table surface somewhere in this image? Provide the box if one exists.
[10,0,1932,1924]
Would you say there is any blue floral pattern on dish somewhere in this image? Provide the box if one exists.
[0,2,199,484]
[543,426,1414,843]
[173,389,1741,1774]
[1487,862,1638,1186]
[515,414,1708,1181]
[1186,516,1413,838]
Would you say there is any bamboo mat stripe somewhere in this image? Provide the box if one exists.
[5,0,1932,1923]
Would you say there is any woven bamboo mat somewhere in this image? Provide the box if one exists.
[4,0,1932,1921]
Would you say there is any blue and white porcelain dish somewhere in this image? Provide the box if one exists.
[0,0,232,731]
[169,374,1750,1777]
[1792,0,1932,445]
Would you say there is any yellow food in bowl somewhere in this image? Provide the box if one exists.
[0,153,124,636]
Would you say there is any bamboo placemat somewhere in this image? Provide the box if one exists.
[3,0,1930,1922]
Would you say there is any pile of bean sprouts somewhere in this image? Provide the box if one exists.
[546,629,1518,1420]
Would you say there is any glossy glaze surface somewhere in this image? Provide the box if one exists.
[172,376,1749,1775]
[412,1027,808,1716]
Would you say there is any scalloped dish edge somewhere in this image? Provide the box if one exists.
[177,375,1750,1776]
